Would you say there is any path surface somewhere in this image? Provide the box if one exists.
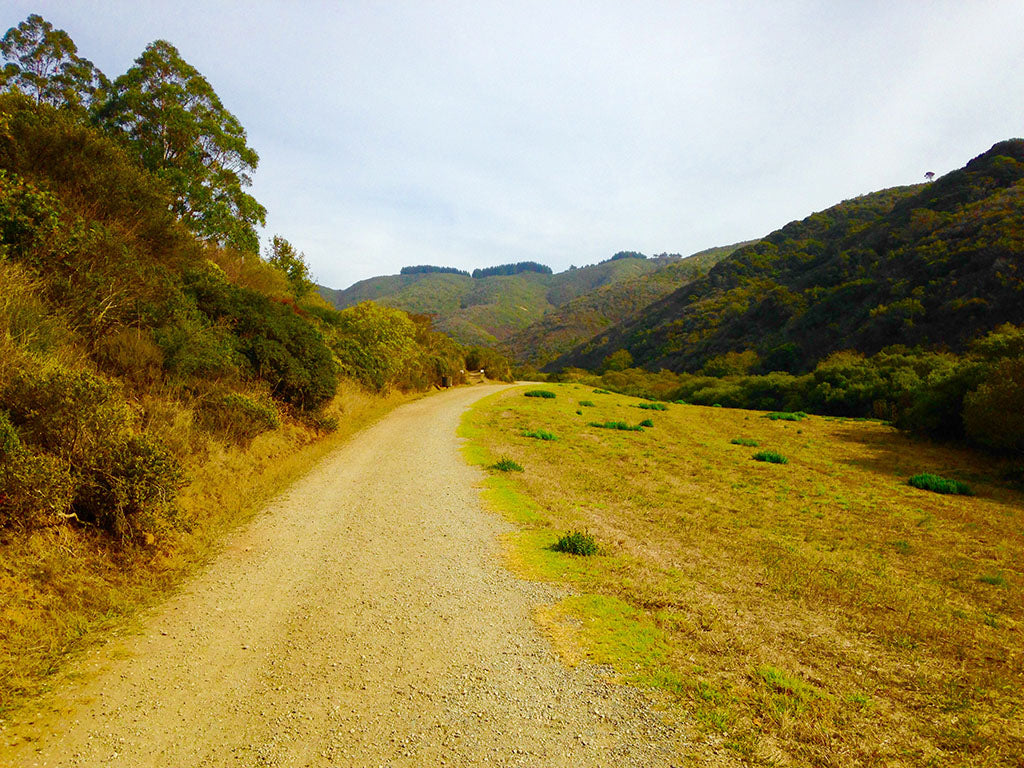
[1,385,682,767]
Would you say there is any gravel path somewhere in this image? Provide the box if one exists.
[1,385,683,767]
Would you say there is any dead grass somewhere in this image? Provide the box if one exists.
[463,383,1024,767]
[0,378,412,713]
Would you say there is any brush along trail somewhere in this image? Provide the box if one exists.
[0,385,683,767]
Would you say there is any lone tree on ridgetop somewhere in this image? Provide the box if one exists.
[96,40,266,252]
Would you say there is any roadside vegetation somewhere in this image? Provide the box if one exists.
[0,14,511,713]
[463,383,1023,766]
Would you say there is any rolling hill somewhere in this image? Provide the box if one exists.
[550,140,1024,373]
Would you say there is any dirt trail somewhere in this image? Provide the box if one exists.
[1,385,683,767]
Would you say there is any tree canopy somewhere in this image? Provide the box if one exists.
[95,40,265,252]
[0,14,107,115]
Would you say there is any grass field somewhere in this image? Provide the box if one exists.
[461,383,1024,767]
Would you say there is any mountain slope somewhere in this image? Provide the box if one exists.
[319,256,665,346]
[552,140,1024,373]
[508,246,747,367]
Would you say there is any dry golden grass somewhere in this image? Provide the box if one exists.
[0,379,411,713]
[463,384,1024,767]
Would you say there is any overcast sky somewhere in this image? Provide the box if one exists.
[7,1,1024,289]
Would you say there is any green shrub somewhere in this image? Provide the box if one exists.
[593,389,610,394]
[552,530,599,556]
[731,438,760,447]
[764,411,808,421]
[578,400,596,407]
[0,449,74,528]
[963,358,1024,453]
[524,389,556,399]
[753,450,788,464]
[491,456,524,472]
[908,473,972,496]
[635,402,667,411]
[0,410,20,458]
[522,429,558,441]
[639,418,654,428]
[589,421,644,431]
[196,392,280,446]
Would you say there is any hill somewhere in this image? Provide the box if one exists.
[551,140,1024,374]
[319,254,665,346]
[506,245,747,367]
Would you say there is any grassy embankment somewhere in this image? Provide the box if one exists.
[0,382,413,713]
[461,383,1023,767]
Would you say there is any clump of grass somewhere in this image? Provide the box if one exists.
[589,421,644,432]
[753,450,788,464]
[730,438,760,447]
[892,540,912,555]
[522,429,558,441]
[764,411,809,421]
[524,389,556,399]
[593,389,610,394]
[908,473,972,496]
[579,400,596,407]
[639,418,654,428]
[635,402,667,411]
[491,456,523,472]
[673,399,688,405]
[978,572,1007,587]
[552,530,599,556]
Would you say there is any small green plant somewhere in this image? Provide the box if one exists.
[673,399,688,405]
[639,418,654,428]
[892,540,912,555]
[764,411,809,421]
[579,400,596,407]
[524,389,556,399]
[491,456,524,472]
[908,473,972,496]
[753,450,788,464]
[978,572,1007,587]
[522,429,558,441]
[552,529,599,556]
[589,421,644,431]
[730,438,760,447]
[593,389,610,394]
[635,402,667,411]
[196,392,280,446]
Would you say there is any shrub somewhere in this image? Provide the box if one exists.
[639,418,654,428]
[578,400,596,407]
[589,421,644,431]
[593,389,610,394]
[0,410,20,458]
[635,402,667,411]
[522,429,558,441]
[908,473,972,496]
[524,389,556,399]
[753,451,788,464]
[731,438,760,447]
[491,456,524,472]
[196,392,280,446]
[0,449,75,529]
[552,530,599,556]
[764,411,808,421]
[963,358,1024,452]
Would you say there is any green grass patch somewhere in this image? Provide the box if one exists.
[635,402,667,411]
[552,529,599,556]
[730,438,760,447]
[588,421,644,431]
[908,473,973,496]
[490,456,523,472]
[578,400,596,407]
[524,389,556,399]
[753,450,788,464]
[752,665,822,719]
[764,411,809,421]
[592,389,611,394]
[978,572,1007,587]
[522,429,558,441]
[639,418,654,428]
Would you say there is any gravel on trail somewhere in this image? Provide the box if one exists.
[1,384,686,767]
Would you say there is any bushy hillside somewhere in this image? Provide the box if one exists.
[511,246,748,368]
[554,140,1024,374]
[319,254,666,345]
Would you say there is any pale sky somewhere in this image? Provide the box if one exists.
[6,1,1024,289]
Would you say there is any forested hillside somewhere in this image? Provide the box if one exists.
[554,141,1024,374]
